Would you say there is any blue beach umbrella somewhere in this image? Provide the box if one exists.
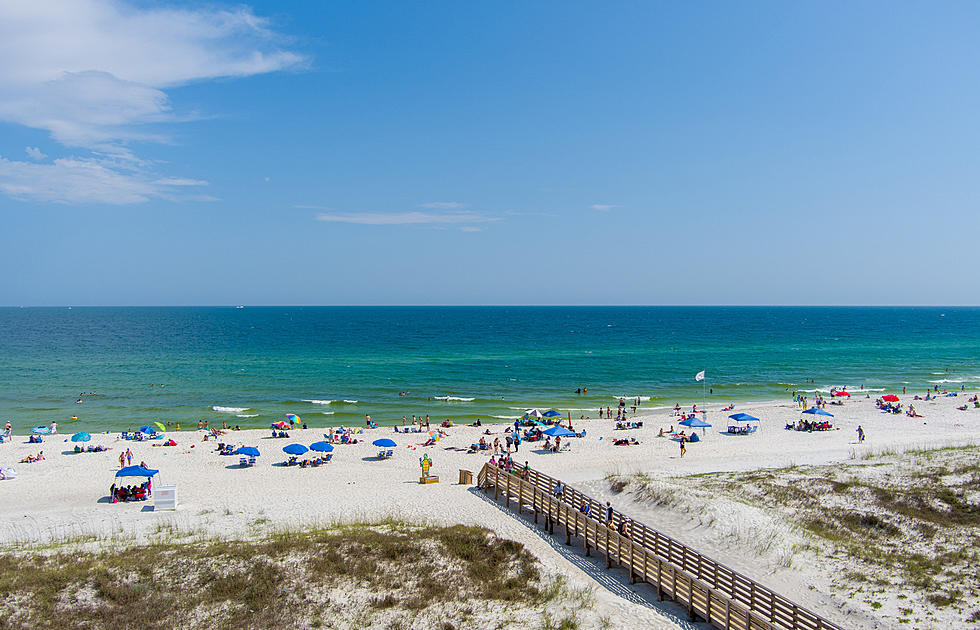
[309,442,334,453]
[679,417,712,428]
[802,408,834,417]
[32,426,50,434]
[71,432,91,442]
[542,425,576,437]
[728,413,759,423]
[283,443,308,455]
[234,446,260,457]
[116,465,159,477]
[138,425,156,434]
[373,438,397,448]
[542,410,562,418]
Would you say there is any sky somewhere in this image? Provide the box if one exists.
[1,0,979,306]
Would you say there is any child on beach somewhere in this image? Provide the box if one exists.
[680,436,687,457]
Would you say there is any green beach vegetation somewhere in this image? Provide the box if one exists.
[0,521,589,630]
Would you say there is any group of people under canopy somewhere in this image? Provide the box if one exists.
[110,465,158,503]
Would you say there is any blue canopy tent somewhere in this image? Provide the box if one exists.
[116,465,159,477]
[309,442,334,453]
[542,425,576,437]
[283,444,308,455]
[234,446,260,457]
[727,413,759,435]
[71,432,91,442]
[372,438,397,448]
[802,408,834,417]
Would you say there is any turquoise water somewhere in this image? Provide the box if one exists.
[0,307,977,433]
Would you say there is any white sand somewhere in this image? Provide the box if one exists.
[1,389,977,628]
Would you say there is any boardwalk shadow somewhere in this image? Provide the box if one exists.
[467,487,710,629]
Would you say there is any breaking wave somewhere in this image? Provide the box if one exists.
[212,406,249,413]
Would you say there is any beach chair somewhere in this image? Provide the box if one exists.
[324,453,332,462]
[377,450,386,459]
[386,449,393,458]
[121,432,130,440]
[239,457,248,467]
[288,456,298,466]
[248,456,256,467]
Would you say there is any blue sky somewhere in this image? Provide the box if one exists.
[1,1,978,305]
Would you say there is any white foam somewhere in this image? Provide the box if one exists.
[342,400,359,404]
[212,406,249,413]
[491,415,516,419]
[302,399,333,405]
[236,414,258,418]
[613,395,651,401]
[321,411,335,415]
[434,396,475,402]
[929,378,965,384]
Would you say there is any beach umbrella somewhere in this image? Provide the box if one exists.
[373,438,397,448]
[138,425,156,435]
[283,443,308,455]
[831,390,850,397]
[234,446,260,457]
[116,465,158,477]
[71,432,91,442]
[524,409,543,418]
[272,421,290,430]
[285,414,300,424]
[154,422,167,432]
[542,410,561,418]
[309,441,334,453]
[542,425,576,437]
[680,417,712,428]
[728,413,759,423]
[882,394,900,402]
[31,426,50,434]
[802,408,834,417]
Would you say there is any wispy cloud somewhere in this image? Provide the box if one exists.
[0,0,305,204]
[25,146,46,161]
[590,204,615,212]
[316,211,499,226]
[459,226,483,232]
[0,156,212,204]
[419,201,466,209]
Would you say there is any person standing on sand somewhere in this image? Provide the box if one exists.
[126,449,133,466]
[680,436,687,457]
[857,426,865,442]
[119,452,125,468]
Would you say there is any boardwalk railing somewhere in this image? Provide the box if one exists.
[475,463,843,630]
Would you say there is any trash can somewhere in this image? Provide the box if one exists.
[458,469,473,485]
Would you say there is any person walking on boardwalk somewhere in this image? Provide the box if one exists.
[605,501,613,526]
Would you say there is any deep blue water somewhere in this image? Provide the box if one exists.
[0,307,977,432]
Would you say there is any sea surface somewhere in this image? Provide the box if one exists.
[0,307,978,433]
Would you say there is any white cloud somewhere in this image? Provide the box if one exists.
[590,204,615,211]
[0,155,213,204]
[459,226,483,232]
[420,201,466,209]
[25,146,46,160]
[0,0,305,204]
[316,211,498,226]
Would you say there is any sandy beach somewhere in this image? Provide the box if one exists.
[2,389,978,628]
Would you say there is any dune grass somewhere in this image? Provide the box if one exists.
[0,521,571,630]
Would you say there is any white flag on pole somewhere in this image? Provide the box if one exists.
[695,370,705,382]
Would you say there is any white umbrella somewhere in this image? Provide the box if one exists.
[524,409,543,418]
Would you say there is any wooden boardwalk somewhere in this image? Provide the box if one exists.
[475,463,844,630]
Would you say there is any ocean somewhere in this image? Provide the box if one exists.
[0,307,977,433]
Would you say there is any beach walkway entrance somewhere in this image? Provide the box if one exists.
[475,463,843,630]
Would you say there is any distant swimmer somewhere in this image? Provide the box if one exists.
[75,399,83,404]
